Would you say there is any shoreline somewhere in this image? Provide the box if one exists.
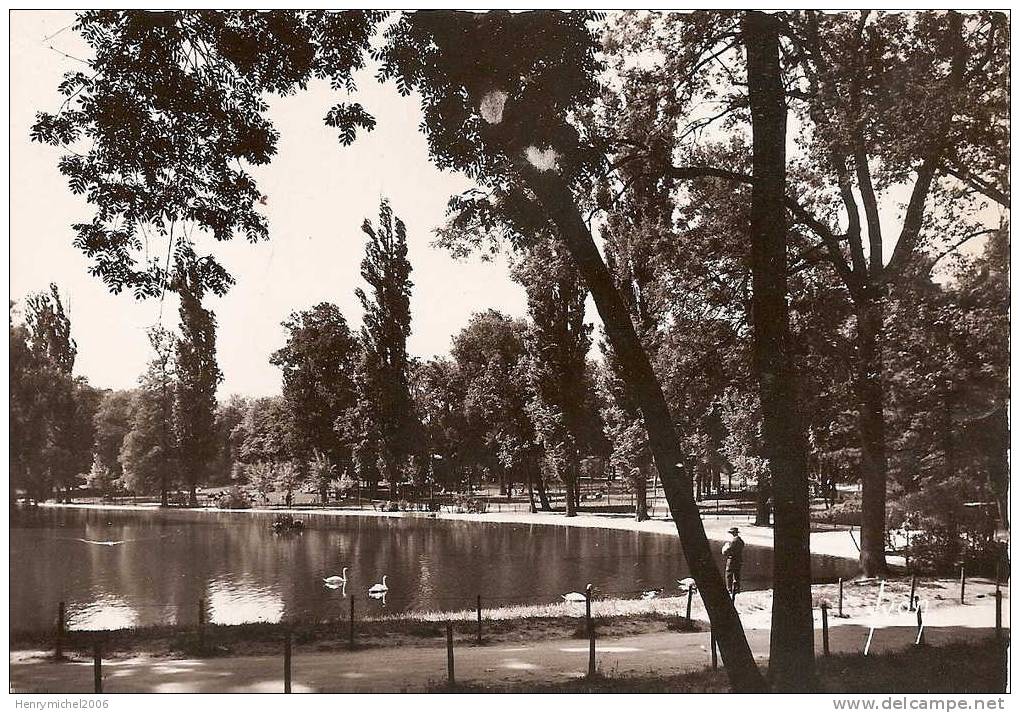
[11,579,1007,661]
[32,500,898,566]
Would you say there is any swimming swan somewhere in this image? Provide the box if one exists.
[323,568,348,587]
[369,575,388,593]
[562,592,587,603]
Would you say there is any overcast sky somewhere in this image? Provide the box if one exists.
[11,10,531,398]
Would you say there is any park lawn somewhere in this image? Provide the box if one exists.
[441,639,1009,693]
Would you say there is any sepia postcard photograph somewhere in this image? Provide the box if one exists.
[7,7,1011,703]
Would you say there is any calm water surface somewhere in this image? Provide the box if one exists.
[11,506,855,631]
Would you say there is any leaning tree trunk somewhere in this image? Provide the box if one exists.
[855,297,888,577]
[744,10,817,691]
[518,163,767,692]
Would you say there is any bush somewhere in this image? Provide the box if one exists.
[216,486,251,510]
[899,484,1003,576]
[812,493,863,526]
[452,495,488,514]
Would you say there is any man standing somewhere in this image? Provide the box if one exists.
[722,526,744,599]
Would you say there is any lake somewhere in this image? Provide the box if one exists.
[10,506,856,631]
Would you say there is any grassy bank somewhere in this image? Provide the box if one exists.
[11,610,705,661]
[12,576,1002,661]
[441,639,1009,693]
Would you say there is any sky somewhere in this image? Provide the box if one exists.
[11,11,1003,399]
[10,10,536,398]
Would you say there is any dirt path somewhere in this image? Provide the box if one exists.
[11,599,1007,693]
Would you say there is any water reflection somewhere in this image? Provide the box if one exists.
[69,595,139,630]
[10,507,857,631]
[207,577,284,625]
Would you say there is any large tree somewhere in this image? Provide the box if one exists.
[378,11,765,690]
[610,10,1007,576]
[31,10,382,301]
[743,11,815,690]
[120,328,178,504]
[93,389,138,486]
[514,238,594,517]
[173,256,223,505]
[10,285,96,503]
[778,9,1008,576]
[271,302,360,502]
[355,199,419,498]
[25,283,77,374]
[448,311,543,503]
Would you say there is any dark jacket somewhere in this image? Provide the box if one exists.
[722,535,744,570]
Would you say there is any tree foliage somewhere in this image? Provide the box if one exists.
[31,10,383,299]
[353,199,419,493]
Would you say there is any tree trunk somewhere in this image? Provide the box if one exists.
[986,406,1009,528]
[517,165,766,692]
[188,483,198,508]
[564,462,577,517]
[535,469,551,511]
[755,482,772,527]
[744,10,816,691]
[526,465,537,513]
[856,298,888,577]
[634,465,649,521]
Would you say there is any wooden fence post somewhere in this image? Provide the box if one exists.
[56,601,65,661]
[586,583,595,678]
[995,588,1003,641]
[446,622,455,687]
[476,595,483,645]
[198,597,205,652]
[710,626,718,669]
[348,596,355,649]
[284,629,292,693]
[821,602,830,656]
[959,566,966,604]
[685,587,694,626]
[93,639,102,693]
[915,605,925,646]
[909,575,917,612]
[838,577,844,617]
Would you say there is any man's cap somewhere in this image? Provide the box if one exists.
[727,527,740,534]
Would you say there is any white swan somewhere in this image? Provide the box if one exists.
[562,592,587,603]
[368,575,388,594]
[676,577,698,593]
[641,589,660,600]
[323,568,348,587]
